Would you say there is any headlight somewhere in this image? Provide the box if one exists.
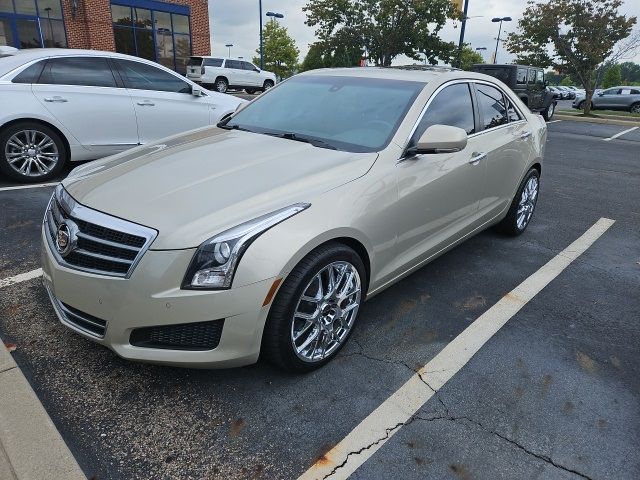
[182,203,310,290]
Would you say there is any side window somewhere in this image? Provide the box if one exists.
[527,68,536,84]
[476,84,508,130]
[505,97,522,122]
[12,60,45,83]
[536,70,545,85]
[516,68,527,85]
[204,58,223,67]
[630,89,640,95]
[242,61,256,71]
[412,83,476,142]
[115,59,191,93]
[603,88,620,95]
[226,60,242,70]
[39,57,117,88]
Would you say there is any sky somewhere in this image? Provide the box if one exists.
[208,0,640,66]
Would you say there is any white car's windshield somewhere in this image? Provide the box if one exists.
[221,75,425,153]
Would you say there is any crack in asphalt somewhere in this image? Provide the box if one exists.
[334,349,593,480]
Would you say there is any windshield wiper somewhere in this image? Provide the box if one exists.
[272,132,338,150]
[217,123,254,132]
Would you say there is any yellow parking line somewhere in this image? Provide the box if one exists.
[298,217,615,480]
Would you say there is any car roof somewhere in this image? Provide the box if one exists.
[298,66,509,85]
[0,48,174,77]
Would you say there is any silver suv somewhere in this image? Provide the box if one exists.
[573,86,640,113]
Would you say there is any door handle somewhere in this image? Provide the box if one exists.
[43,96,67,102]
[469,152,487,165]
[519,130,532,139]
[137,101,155,106]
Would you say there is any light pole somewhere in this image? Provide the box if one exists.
[44,7,53,46]
[225,43,233,57]
[491,16,511,64]
[260,11,284,70]
[455,0,470,68]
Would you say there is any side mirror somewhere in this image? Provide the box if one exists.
[407,125,468,156]
[191,86,204,97]
[254,68,261,72]
[597,92,604,96]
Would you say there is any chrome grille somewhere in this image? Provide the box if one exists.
[44,185,157,278]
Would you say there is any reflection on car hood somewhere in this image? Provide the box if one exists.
[63,127,377,249]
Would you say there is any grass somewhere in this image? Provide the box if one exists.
[557,108,640,119]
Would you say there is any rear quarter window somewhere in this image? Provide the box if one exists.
[11,61,45,83]
[204,58,223,67]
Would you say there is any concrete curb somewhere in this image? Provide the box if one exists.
[0,337,86,480]
[555,113,640,127]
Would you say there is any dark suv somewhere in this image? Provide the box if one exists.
[472,64,557,120]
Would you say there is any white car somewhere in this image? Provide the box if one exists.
[186,56,277,94]
[0,49,243,183]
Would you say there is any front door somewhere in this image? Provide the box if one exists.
[392,82,485,273]
[31,56,139,154]
[114,58,211,143]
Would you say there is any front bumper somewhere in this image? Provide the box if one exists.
[41,227,276,368]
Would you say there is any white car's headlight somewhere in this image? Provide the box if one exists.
[182,203,310,290]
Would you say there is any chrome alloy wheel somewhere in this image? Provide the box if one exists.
[5,129,59,177]
[517,176,539,230]
[291,261,362,362]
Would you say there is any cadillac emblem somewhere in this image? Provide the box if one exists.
[55,222,76,257]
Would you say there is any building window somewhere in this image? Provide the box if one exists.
[111,1,192,74]
[0,0,67,49]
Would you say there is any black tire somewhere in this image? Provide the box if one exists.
[263,80,274,91]
[630,102,640,114]
[495,168,540,236]
[214,77,228,93]
[245,88,256,95]
[262,242,367,373]
[0,122,67,183]
[542,102,555,121]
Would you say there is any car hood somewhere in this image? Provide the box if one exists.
[63,127,377,249]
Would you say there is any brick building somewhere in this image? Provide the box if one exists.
[0,0,210,72]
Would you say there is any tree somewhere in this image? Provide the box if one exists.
[300,43,328,71]
[602,64,622,88]
[559,76,573,86]
[303,0,459,67]
[620,61,640,84]
[253,20,299,79]
[505,0,637,115]
[458,44,484,70]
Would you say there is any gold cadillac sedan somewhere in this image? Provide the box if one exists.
[42,67,546,372]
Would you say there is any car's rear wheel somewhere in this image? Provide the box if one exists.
[542,102,555,121]
[215,77,228,93]
[495,168,540,236]
[263,80,274,91]
[630,103,640,114]
[0,122,67,183]
[262,242,366,372]
[245,88,256,95]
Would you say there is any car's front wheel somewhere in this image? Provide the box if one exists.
[630,102,640,114]
[542,102,555,121]
[495,168,540,236]
[263,80,274,91]
[262,242,366,372]
[0,122,67,183]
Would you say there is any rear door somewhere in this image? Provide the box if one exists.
[224,59,246,86]
[242,61,261,87]
[595,88,620,108]
[473,82,532,220]
[114,58,211,143]
[31,56,139,154]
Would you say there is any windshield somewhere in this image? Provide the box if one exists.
[223,75,425,153]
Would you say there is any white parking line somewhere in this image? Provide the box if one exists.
[0,268,42,290]
[299,217,615,480]
[0,182,58,192]
[547,119,562,124]
[603,126,638,141]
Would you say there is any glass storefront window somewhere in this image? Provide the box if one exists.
[0,0,13,13]
[37,0,63,18]
[0,18,14,45]
[14,0,37,15]
[16,18,40,48]
[111,2,192,73]
[42,18,65,47]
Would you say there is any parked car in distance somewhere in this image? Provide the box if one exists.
[472,64,556,120]
[0,49,243,183]
[186,56,277,94]
[43,67,546,372]
[573,86,640,113]
[547,86,562,99]
[556,86,575,100]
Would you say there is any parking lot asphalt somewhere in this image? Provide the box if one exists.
[0,119,639,479]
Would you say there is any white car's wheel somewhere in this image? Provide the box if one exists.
[0,122,67,183]
[215,77,229,93]
[263,80,274,91]
[262,242,366,372]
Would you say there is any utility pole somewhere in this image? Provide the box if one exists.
[455,0,470,68]
[259,0,264,69]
